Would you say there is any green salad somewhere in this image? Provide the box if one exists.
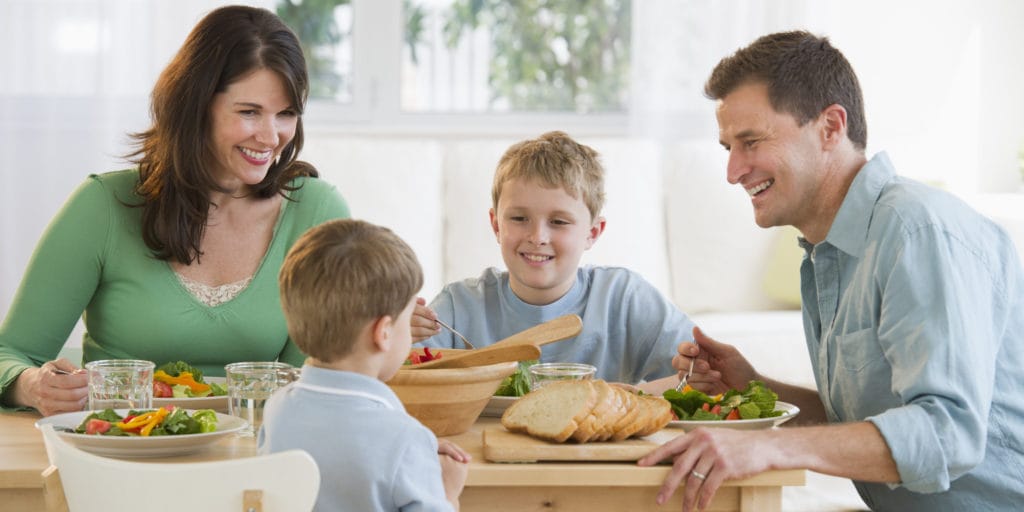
[153,361,228,398]
[662,380,784,421]
[75,407,219,436]
[493,360,538,397]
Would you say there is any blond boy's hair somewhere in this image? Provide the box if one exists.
[491,131,606,220]
[279,219,423,362]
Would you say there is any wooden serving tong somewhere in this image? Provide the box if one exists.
[411,314,583,369]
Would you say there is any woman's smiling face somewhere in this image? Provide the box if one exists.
[490,177,604,305]
[208,68,298,193]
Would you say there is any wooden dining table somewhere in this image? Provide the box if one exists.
[0,410,804,511]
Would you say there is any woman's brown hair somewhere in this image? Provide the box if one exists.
[126,5,314,264]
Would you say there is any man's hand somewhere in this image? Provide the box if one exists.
[673,326,759,396]
[637,427,776,512]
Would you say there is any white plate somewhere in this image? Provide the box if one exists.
[482,396,517,417]
[153,377,229,413]
[667,401,800,432]
[35,409,248,458]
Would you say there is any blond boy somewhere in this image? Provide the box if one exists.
[413,131,695,393]
[261,219,468,512]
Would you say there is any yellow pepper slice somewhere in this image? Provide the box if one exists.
[115,407,170,436]
[153,370,211,393]
[116,411,158,429]
[139,408,169,436]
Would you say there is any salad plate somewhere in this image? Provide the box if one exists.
[667,401,800,432]
[35,409,247,458]
[153,376,229,413]
[481,396,517,417]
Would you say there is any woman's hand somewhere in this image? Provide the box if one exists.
[411,297,441,342]
[674,326,759,396]
[9,359,88,416]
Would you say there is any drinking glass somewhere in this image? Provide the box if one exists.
[528,362,597,391]
[225,362,300,436]
[85,359,155,411]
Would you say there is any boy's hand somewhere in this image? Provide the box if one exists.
[438,438,470,511]
[437,438,471,463]
[411,297,441,342]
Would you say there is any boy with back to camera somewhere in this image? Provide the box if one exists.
[413,131,697,393]
[261,219,469,512]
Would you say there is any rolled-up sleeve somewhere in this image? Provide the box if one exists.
[866,223,1001,492]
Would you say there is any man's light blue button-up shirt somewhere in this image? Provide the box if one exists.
[799,152,1024,510]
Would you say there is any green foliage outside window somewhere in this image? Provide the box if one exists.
[441,0,631,112]
[277,0,632,112]
[276,0,351,99]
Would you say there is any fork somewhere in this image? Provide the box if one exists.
[435,318,477,350]
[674,357,695,392]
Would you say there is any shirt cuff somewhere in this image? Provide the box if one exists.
[868,405,951,493]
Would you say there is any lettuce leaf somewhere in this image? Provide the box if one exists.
[493,360,537,397]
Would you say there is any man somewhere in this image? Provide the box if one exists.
[639,30,1024,512]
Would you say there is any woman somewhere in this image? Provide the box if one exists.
[0,6,349,416]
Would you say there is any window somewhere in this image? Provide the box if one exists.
[276,0,354,103]
[277,0,632,132]
[400,0,632,114]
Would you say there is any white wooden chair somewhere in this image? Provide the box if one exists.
[39,425,320,512]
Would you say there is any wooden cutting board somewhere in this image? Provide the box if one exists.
[482,427,682,463]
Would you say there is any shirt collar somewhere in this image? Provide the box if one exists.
[297,364,404,410]
[815,151,896,257]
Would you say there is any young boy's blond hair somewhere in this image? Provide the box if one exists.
[491,131,606,220]
[279,219,423,362]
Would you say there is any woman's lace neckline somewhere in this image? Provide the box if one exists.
[176,273,254,307]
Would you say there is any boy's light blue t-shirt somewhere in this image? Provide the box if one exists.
[423,266,696,384]
[258,365,454,512]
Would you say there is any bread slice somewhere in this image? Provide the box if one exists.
[610,390,651,441]
[634,395,673,437]
[502,380,597,443]
[571,380,617,442]
[607,387,641,441]
[591,384,629,442]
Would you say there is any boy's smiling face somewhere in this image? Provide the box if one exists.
[490,177,604,305]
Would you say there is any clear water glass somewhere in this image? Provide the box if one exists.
[85,359,155,411]
[224,362,299,436]
[528,362,597,391]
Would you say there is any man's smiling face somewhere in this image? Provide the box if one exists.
[716,81,827,232]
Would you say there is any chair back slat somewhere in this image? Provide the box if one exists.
[243,489,264,512]
[38,425,320,512]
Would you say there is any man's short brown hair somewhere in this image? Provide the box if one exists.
[491,131,606,220]
[705,30,867,150]
[279,219,423,362]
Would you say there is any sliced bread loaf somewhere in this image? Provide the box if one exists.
[501,380,597,443]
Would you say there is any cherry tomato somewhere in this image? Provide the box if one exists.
[153,380,174,398]
[85,418,111,435]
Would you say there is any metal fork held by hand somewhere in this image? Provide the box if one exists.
[435,319,477,350]
[674,356,695,392]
